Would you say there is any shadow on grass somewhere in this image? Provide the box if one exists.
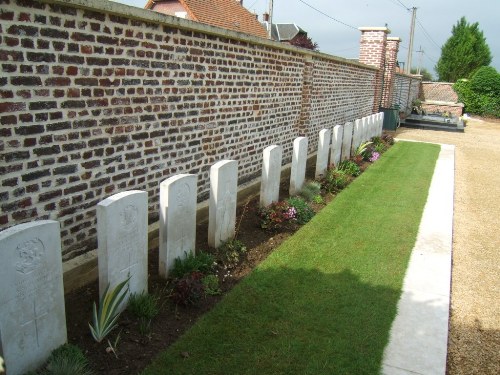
[144,267,402,375]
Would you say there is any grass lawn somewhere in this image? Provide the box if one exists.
[142,141,441,375]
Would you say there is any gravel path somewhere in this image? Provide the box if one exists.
[396,118,500,375]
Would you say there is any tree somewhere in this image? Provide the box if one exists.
[411,68,433,81]
[289,34,319,51]
[435,17,491,82]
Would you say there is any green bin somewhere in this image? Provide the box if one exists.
[379,106,400,131]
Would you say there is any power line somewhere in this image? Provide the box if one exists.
[415,17,441,50]
[296,0,358,30]
[395,0,410,11]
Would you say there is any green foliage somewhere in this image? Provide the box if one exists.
[216,239,247,267]
[298,181,321,202]
[338,160,361,177]
[170,271,205,306]
[42,344,93,375]
[170,251,215,279]
[89,278,129,343]
[454,77,500,117]
[287,196,315,225]
[128,292,160,335]
[470,66,500,97]
[312,194,324,205]
[381,133,394,145]
[375,143,388,154]
[321,168,350,193]
[436,17,492,82]
[202,274,221,296]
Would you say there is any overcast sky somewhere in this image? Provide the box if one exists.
[112,0,499,80]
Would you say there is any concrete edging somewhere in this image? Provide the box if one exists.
[382,140,455,375]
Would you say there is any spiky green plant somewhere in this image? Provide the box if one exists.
[89,278,129,343]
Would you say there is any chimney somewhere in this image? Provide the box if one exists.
[263,12,269,22]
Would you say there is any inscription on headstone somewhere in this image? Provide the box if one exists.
[260,145,283,207]
[0,221,66,375]
[289,137,308,196]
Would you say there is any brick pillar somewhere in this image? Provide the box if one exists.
[382,37,401,108]
[358,27,390,113]
[297,56,314,136]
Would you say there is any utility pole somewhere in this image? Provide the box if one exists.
[268,0,274,39]
[406,7,417,73]
[416,46,424,75]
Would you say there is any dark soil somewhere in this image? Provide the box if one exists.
[64,178,334,375]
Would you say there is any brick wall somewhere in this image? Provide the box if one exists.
[0,0,377,260]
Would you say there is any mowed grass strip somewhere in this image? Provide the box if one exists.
[143,141,441,375]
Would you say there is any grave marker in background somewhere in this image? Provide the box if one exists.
[341,122,354,161]
[159,174,197,277]
[260,145,282,207]
[330,125,343,167]
[209,160,238,248]
[289,137,308,196]
[97,190,148,301]
[315,129,331,179]
[0,221,66,375]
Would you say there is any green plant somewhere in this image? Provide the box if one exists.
[89,278,129,343]
[44,344,93,375]
[258,200,297,231]
[298,181,321,202]
[287,196,315,225]
[375,143,387,154]
[381,133,394,145]
[170,251,215,279]
[338,160,361,177]
[312,194,324,205]
[202,274,221,296]
[321,168,350,193]
[128,292,160,335]
[170,271,205,306]
[216,239,247,267]
[106,331,122,359]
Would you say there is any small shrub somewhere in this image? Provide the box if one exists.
[312,194,324,205]
[338,160,361,177]
[381,133,394,145]
[128,292,160,335]
[371,136,383,146]
[287,196,315,224]
[170,251,215,279]
[44,344,93,375]
[321,168,350,193]
[89,278,129,343]
[298,181,321,202]
[369,152,380,162]
[202,274,221,296]
[216,239,247,267]
[374,143,387,154]
[170,271,205,306]
[258,200,297,231]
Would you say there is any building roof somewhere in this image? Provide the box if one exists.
[145,0,268,39]
[421,82,459,103]
[262,22,306,42]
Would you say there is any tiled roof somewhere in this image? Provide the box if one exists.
[145,0,268,39]
[421,82,459,103]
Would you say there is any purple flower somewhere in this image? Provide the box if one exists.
[369,152,380,162]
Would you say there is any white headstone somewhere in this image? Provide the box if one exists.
[352,119,362,155]
[368,115,375,139]
[289,137,308,196]
[330,125,343,167]
[159,174,197,277]
[378,112,385,136]
[315,129,331,179]
[341,122,354,161]
[97,190,148,302]
[208,160,238,248]
[0,221,67,375]
[260,145,283,208]
[361,117,368,143]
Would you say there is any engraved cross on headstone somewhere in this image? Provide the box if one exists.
[20,300,48,349]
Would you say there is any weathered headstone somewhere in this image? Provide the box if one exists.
[368,115,375,139]
[341,122,354,161]
[208,160,238,248]
[289,137,308,196]
[361,117,368,143]
[97,190,148,301]
[378,112,385,136]
[315,129,331,179]
[260,145,283,207]
[330,125,343,167]
[0,221,67,375]
[352,118,362,154]
[159,174,197,277]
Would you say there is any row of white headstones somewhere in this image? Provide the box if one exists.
[0,113,383,375]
